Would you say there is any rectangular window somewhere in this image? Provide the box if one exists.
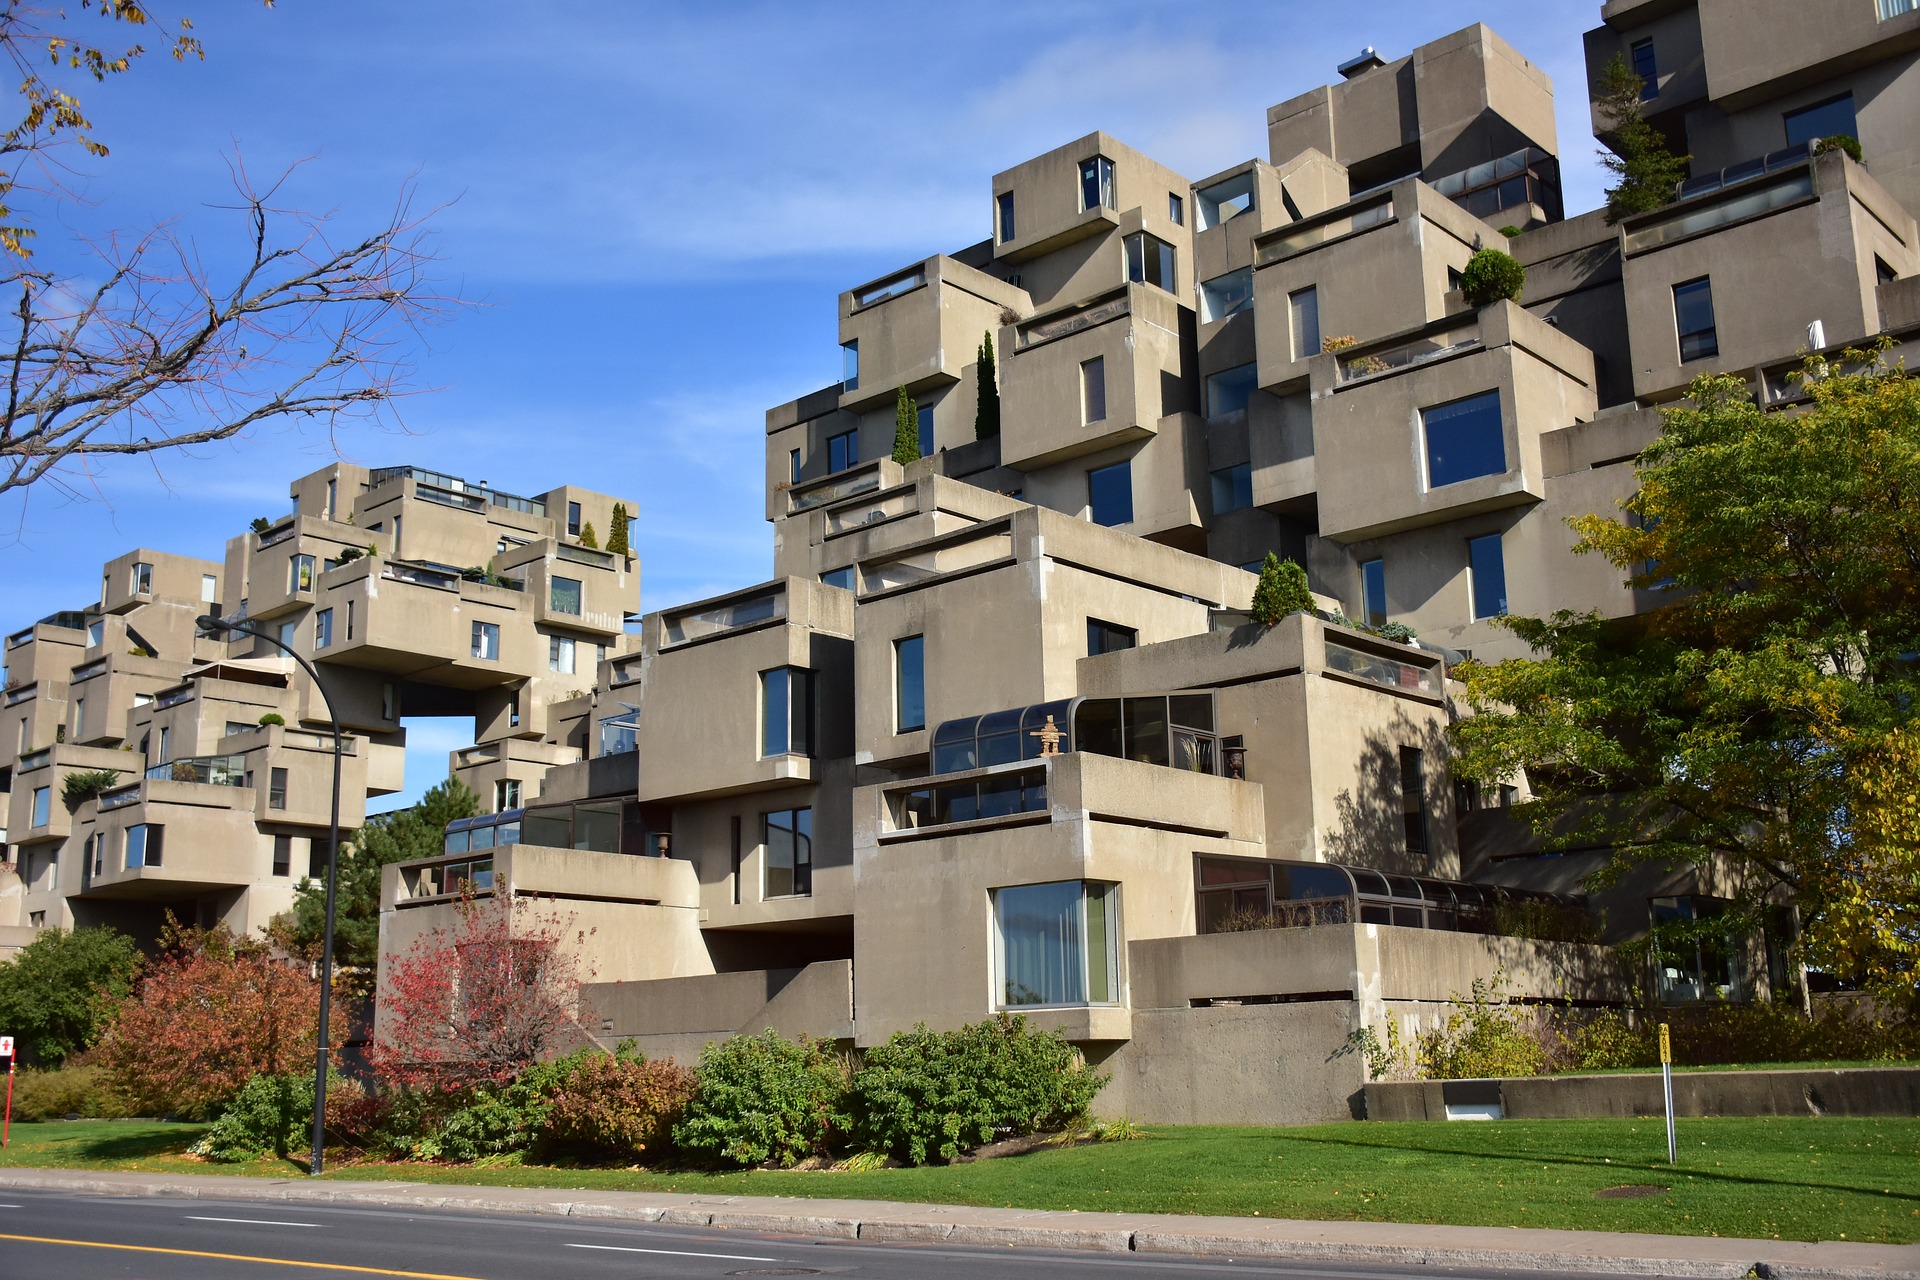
[1631,38,1658,100]
[821,566,855,591]
[996,191,1016,242]
[345,600,355,642]
[325,478,337,519]
[1123,232,1176,291]
[1087,619,1137,656]
[827,429,858,473]
[1400,748,1426,854]
[1422,390,1507,488]
[30,785,49,828]
[894,634,925,733]
[994,880,1119,1007]
[1879,0,1918,18]
[1079,155,1115,212]
[760,666,814,757]
[88,619,104,647]
[1673,276,1719,361]
[841,340,859,391]
[1783,93,1857,149]
[1168,192,1184,225]
[313,608,334,650]
[1289,286,1321,359]
[309,836,331,880]
[471,620,501,661]
[73,697,85,739]
[788,447,802,484]
[201,574,218,604]
[495,778,522,812]
[90,834,102,877]
[1362,559,1387,628]
[917,404,934,457]
[548,634,576,674]
[382,682,397,721]
[272,835,292,877]
[131,562,153,595]
[549,576,582,615]
[1210,463,1252,514]
[276,619,297,651]
[1205,364,1257,420]
[1080,357,1106,424]
[1200,268,1253,323]
[125,823,162,869]
[1087,460,1133,527]
[158,726,170,761]
[269,766,288,810]
[1468,533,1509,620]
[729,815,742,905]
[763,807,812,899]
[567,501,582,537]
[1195,172,1255,230]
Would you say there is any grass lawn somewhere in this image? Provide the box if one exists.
[2,1116,1915,1244]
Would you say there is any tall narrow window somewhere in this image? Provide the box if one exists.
[1087,460,1133,527]
[313,608,334,649]
[495,778,522,812]
[549,634,576,674]
[325,478,337,520]
[827,429,858,473]
[1289,286,1321,359]
[201,574,218,603]
[290,554,315,593]
[994,880,1119,1007]
[276,619,297,651]
[841,340,859,391]
[917,404,934,457]
[1080,357,1106,424]
[1631,38,1658,100]
[894,635,925,733]
[158,726,170,761]
[1673,277,1718,361]
[760,667,814,757]
[789,447,802,484]
[763,807,813,898]
[730,815,742,905]
[1199,268,1253,323]
[1087,619,1137,656]
[1422,390,1507,488]
[1468,533,1508,620]
[996,191,1016,242]
[30,785,49,828]
[88,619,103,647]
[72,697,85,740]
[1168,192,1184,225]
[550,576,582,615]
[1399,747,1427,854]
[130,562,153,595]
[471,620,501,661]
[1123,232,1176,291]
[567,501,582,537]
[1362,559,1387,628]
[309,836,332,880]
[1079,155,1115,211]
[345,600,355,642]
[269,767,288,810]
[272,835,292,876]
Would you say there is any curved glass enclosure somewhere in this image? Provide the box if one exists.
[1194,853,1587,937]
[930,693,1219,777]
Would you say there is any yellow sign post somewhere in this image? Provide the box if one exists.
[1659,1022,1676,1164]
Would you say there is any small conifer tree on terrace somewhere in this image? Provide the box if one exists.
[579,522,598,549]
[1250,552,1315,626]
[892,385,921,465]
[1597,52,1689,225]
[607,503,631,557]
[974,331,1001,440]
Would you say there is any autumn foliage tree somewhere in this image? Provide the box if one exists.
[373,891,594,1095]
[94,919,345,1119]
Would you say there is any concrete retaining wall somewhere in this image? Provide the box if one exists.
[1364,1067,1920,1121]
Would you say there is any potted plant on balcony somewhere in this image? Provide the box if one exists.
[1251,552,1314,627]
[62,768,122,812]
[1460,247,1526,308]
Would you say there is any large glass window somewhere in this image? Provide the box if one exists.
[1087,618,1137,656]
[313,607,334,650]
[1362,559,1387,628]
[1199,268,1253,323]
[471,620,500,661]
[125,823,162,869]
[1652,896,1742,1003]
[549,634,576,674]
[1080,357,1106,424]
[1422,390,1506,488]
[1631,38,1658,100]
[760,666,814,757]
[1123,232,1175,291]
[764,807,812,899]
[841,340,859,391]
[1289,286,1321,359]
[130,562,153,595]
[821,566,855,591]
[996,191,1016,242]
[1079,155,1115,211]
[1204,363,1257,419]
[1468,533,1508,620]
[549,576,583,615]
[1783,93,1857,148]
[1087,460,1133,527]
[1210,463,1251,514]
[1195,172,1255,230]
[994,881,1118,1007]
[1880,0,1918,18]
[30,785,49,828]
[827,429,858,473]
[1673,277,1718,361]
[894,634,925,732]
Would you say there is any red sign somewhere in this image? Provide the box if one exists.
[0,1036,12,1058]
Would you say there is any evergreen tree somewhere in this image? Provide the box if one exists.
[974,331,1001,440]
[892,385,921,465]
[607,502,631,557]
[1596,52,1689,225]
[579,521,599,549]
[1250,553,1314,626]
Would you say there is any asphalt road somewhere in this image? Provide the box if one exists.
[0,1187,1606,1280]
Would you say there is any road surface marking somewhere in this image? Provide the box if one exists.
[0,1231,484,1278]
[565,1241,780,1261]
[188,1215,323,1228]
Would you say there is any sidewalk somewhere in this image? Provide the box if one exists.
[3,1166,1917,1278]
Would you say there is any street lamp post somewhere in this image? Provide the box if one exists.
[196,614,344,1177]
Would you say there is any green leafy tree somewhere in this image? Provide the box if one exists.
[1596,52,1690,224]
[1459,248,1525,307]
[974,332,1001,440]
[1249,552,1314,626]
[578,521,598,549]
[0,926,142,1067]
[269,777,480,977]
[1451,351,1920,1003]
[892,385,921,465]
[607,502,631,557]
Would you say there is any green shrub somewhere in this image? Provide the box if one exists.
[61,769,122,811]
[411,1054,580,1163]
[1460,248,1526,307]
[578,522,598,549]
[191,1071,337,1162]
[1416,973,1547,1079]
[1814,134,1862,162]
[542,1049,696,1162]
[8,1065,132,1121]
[1250,552,1314,626]
[257,712,285,727]
[848,1014,1108,1165]
[1556,1009,1651,1071]
[672,1031,850,1168]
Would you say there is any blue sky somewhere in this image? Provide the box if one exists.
[0,0,1610,806]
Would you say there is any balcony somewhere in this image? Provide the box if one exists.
[787,459,891,515]
[388,840,699,910]
[1334,319,1482,386]
[145,753,249,787]
[661,584,786,648]
[366,465,548,518]
[1192,853,1587,936]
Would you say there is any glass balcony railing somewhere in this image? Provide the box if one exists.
[853,268,926,308]
[556,544,615,567]
[1675,143,1810,203]
[1337,322,1481,384]
[662,588,785,645]
[409,855,495,899]
[1625,167,1814,255]
[368,466,547,518]
[1324,639,1441,696]
[146,753,249,787]
[1255,197,1393,266]
[1020,294,1130,346]
[98,784,142,811]
[789,465,882,514]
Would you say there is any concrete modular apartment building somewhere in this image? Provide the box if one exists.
[8,0,1920,1121]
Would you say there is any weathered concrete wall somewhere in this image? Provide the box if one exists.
[1365,1068,1920,1121]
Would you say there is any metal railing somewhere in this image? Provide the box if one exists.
[1675,143,1810,202]
[368,466,547,518]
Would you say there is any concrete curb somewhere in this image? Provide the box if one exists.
[2,1167,1915,1278]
